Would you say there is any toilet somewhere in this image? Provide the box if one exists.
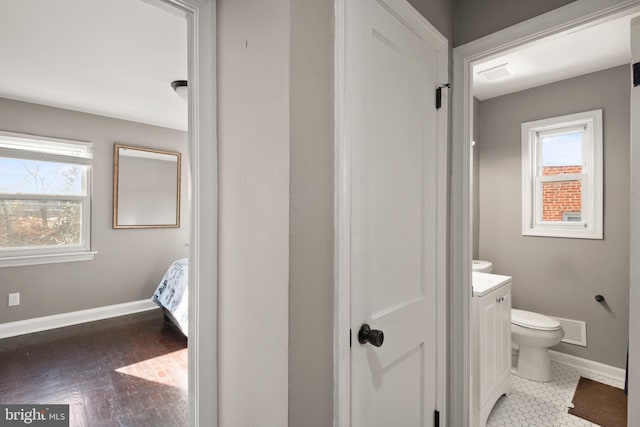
[472,260,564,382]
[472,259,493,273]
[511,309,564,382]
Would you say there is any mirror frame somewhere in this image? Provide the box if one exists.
[112,143,181,229]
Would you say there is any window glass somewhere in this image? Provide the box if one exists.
[541,180,582,222]
[521,109,602,239]
[0,158,85,196]
[0,200,82,248]
[540,131,582,170]
[0,131,92,263]
[538,130,584,224]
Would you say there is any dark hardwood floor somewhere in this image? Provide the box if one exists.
[0,309,187,427]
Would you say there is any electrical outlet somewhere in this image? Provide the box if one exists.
[8,293,20,307]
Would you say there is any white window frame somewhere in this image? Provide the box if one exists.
[521,109,603,239]
[0,131,96,267]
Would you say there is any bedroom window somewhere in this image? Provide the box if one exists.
[0,131,96,267]
[521,110,603,239]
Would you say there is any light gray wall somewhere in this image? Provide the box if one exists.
[0,97,189,324]
[477,66,630,367]
[454,0,575,46]
[219,1,453,424]
[473,97,480,259]
[289,0,334,426]
[408,0,454,42]
[217,0,290,425]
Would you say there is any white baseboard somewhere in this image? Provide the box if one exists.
[549,350,626,383]
[0,299,159,339]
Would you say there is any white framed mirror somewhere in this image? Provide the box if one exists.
[113,144,181,229]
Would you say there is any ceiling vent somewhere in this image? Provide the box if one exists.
[477,63,513,82]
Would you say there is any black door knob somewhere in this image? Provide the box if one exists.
[358,324,384,347]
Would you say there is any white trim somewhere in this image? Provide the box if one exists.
[0,251,97,267]
[0,130,92,161]
[0,299,158,339]
[334,1,448,425]
[450,27,474,427]
[549,350,626,384]
[630,14,640,426]
[147,1,218,426]
[454,0,640,62]
[184,2,217,427]
[521,109,603,239]
[0,132,94,261]
[333,1,350,425]
[434,28,450,427]
[451,1,640,426]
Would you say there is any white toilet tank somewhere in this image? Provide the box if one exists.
[472,259,493,273]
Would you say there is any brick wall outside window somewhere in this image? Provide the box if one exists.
[541,165,582,221]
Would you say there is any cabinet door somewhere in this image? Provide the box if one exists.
[496,285,512,381]
[478,291,498,406]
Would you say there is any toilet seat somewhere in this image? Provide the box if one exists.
[511,309,561,331]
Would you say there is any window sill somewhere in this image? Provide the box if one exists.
[0,251,98,268]
[522,228,602,240]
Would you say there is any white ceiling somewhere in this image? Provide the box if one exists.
[0,0,187,131]
[473,13,638,100]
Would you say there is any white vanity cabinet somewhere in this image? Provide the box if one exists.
[471,273,512,427]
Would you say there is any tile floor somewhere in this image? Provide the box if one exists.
[487,361,625,426]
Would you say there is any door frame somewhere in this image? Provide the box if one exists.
[333,0,449,425]
[450,1,640,426]
[630,14,640,427]
[150,1,217,426]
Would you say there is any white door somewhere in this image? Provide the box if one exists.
[347,1,448,426]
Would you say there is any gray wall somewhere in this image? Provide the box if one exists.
[218,0,290,425]
[289,0,334,426]
[220,0,451,423]
[473,97,480,259]
[454,0,575,46]
[477,66,630,367]
[0,97,189,324]
[409,0,454,42]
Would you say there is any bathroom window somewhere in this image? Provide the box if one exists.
[0,131,95,267]
[521,110,603,239]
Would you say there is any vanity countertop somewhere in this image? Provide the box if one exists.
[472,272,512,297]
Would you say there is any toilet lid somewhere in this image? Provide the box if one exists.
[511,309,561,331]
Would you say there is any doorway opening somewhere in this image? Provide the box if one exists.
[0,0,217,425]
[452,1,640,426]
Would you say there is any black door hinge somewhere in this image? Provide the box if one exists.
[634,62,640,87]
[436,84,451,109]
[350,329,352,348]
[434,409,440,427]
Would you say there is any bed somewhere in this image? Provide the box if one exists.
[151,258,188,336]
